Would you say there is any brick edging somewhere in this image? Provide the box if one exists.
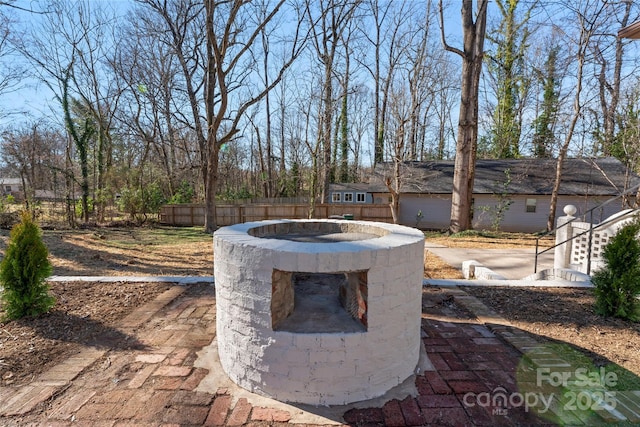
[441,286,640,424]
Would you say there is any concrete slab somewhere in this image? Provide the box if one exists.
[425,241,554,280]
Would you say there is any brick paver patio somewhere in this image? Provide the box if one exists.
[1,282,638,426]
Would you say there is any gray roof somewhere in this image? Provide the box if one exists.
[329,183,372,192]
[367,158,640,196]
[0,178,22,186]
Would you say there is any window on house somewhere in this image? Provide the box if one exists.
[5,186,11,192]
[332,192,341,203]
[526,198,537,213]
[356,192,366,203]
[344,193,353,202]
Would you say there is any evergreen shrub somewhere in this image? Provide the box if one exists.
[591,218,640,321]
[0,211,55,321]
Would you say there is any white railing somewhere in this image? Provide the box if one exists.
[554,207,637,274]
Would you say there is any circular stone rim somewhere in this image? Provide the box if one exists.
[214,219,425,253]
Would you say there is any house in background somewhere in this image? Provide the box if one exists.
[0,178,23,200]
[330,157,640,232]
[328,183,374,204]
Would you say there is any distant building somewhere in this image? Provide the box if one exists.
[329,157,640,232]
[0,178,23,199]
[327,183,374,204]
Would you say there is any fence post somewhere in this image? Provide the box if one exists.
[554,204,577,269]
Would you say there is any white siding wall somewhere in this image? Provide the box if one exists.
[396,194,630,232]
[473,195,542,232]
[399,195,452,230]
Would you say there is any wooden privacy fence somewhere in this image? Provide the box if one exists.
[159,203,393,227]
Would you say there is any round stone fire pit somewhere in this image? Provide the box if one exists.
[213,219,424,405]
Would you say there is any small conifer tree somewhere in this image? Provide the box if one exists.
[0,211,55,320]
[591,218,640,321]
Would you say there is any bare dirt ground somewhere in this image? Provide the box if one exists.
[0,226,639,390]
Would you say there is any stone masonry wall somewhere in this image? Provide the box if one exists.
[213,220,425,406]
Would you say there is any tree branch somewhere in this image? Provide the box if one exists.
[438,0,463,57]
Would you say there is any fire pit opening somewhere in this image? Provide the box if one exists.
[271,269,368,333]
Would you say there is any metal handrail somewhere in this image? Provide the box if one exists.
[534,182,640,274]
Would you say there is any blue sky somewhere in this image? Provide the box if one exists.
[0,0,131,125]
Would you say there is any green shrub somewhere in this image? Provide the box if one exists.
[591,218,640,321]
[75,197,94,218]
[117,182,166,223]
[168,180,195,204]
[0,211,55,321]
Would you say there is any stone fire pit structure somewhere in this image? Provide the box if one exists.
[213,219,425,405]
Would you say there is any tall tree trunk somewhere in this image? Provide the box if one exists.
[547,1,606,231]
[440,0,488,233]
[372,0,384,165]
[65,135,76,228]
[598,1,631,155]
[205,141,221,232]
[547,49,585,231]
[263,27,273,198]
[321,55,333,203]
[253,121,269,197]
[385,122,405,224]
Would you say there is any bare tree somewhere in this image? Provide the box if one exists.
[361,0,411,166]
[431,56,458,159]
[132,0,208,197]
[593,1,634,156]
[384,86,410,223]
[112,5,201,206]
[203,0,307,232]
[406,0,436,161]
[306,0,360,204]
[439,0,489,233]
[0,123,65,207]
[547,0,607,231]
[348,84,372,178]
[0,6,22,119]
[13,0,122,224]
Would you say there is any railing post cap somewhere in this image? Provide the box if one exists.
[563,205,577,216]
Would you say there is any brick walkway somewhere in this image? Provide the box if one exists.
[1,282,638,426]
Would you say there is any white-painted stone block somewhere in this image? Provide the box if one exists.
[284,349,310,365]
[213,219,424,405]
[309,350,330,364]
[291,333,321,348]
[296,252,319,272]
[288,365,311,379]
[265,358,290,376]
[462,260,482,279]
[319,334,346,350]
[316,252,338,272]
[312,362,356,380]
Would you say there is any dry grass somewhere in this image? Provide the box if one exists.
[423,250,464,279]
[424,230,554,249]
[0,226,213,277]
